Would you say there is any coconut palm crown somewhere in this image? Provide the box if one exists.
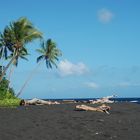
[0,17,43,82]
[36,39,62,68]
[8,17,42,52]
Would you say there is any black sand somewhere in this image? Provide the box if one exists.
[0,102,140,140]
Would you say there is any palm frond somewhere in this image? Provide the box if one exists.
[37,55,44,63]
[24,30,43,43]
[20,56,28,61]
[46,60,52,69]
[50,59,57,68]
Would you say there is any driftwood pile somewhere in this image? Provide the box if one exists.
[20,95,116,114]
[75,95,116,114]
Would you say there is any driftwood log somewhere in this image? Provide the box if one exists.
[20,98,60,106]
[75,104,111,114]
[89,95,117,104]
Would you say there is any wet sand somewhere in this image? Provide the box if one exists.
[0,102,140,140]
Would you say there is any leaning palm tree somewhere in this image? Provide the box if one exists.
[16,39,62,97]
[0,17,42,82]
[7,47,29,91]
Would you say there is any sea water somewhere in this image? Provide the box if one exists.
[47,98,140,104]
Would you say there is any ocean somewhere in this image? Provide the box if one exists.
[112,98,140,104]
[48,97,140,104]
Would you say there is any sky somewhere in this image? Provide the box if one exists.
[0,0,140,99]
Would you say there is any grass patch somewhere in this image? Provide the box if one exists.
[0,98,21,107]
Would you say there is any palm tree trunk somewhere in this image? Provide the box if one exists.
[16,61,43,97]
[0,55,16,83]
[0,47,5,72]
[7,65,15,92]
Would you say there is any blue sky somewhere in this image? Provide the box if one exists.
[1,0,140,98]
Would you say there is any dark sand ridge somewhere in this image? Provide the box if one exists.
[0,102,140,140]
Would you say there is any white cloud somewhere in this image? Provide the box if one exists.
[98,8,114,23]
[58,59,89,76]
[85,82,99,89]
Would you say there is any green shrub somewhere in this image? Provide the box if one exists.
[0,66,20,107]
[0,98,21,107]
[0,77,15,100]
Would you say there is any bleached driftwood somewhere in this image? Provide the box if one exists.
[20,98,60,106]
[75,104,111,114]
[90,95,117,104]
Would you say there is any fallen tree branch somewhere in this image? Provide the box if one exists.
[75,104,111,114]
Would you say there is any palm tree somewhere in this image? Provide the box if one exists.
[16,39,62,97]
[0,17,42,82]
[7,48,29,91]
[36,39,62,68]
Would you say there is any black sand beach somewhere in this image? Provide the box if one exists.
[0,102,140,140]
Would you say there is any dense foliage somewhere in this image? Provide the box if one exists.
[0,78,15,99]
[0,66,15,100]
[0,66,20,107]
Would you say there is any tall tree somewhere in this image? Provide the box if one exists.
[0,17,42,82]
[7,48,29,91]
[16,39,62,97]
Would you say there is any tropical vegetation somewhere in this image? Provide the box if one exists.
[0,66,20,107]
[0,17,62,106]
[0,17,43,83]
